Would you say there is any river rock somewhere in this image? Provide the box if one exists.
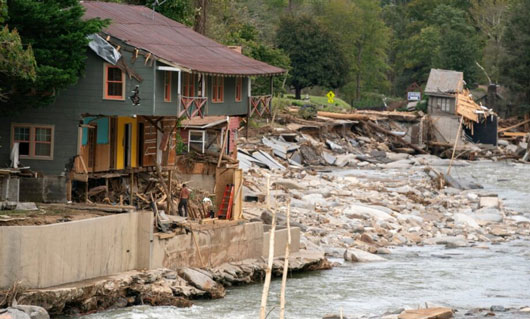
[344,248,386,262]
[490,305,506,312]
[0,308,31,319]
[479,196,499,208]
[453,213,480,229]
[472,207,504,225]
[10,305,49,319]
[344,204,396,222]
[177,268,225,298]
[398,307,454,319]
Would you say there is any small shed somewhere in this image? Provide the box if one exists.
[424,69,464,115]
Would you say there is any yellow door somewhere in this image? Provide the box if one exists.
[116,117,137,169]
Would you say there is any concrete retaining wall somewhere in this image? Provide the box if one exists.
[152,222,264,269]
[0,212,152,289]
[263,227,301,258]
[1,215,301,289]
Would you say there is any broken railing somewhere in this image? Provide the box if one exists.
[179,96,208,118]
[249,95,272,117]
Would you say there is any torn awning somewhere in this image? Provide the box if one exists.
[87,33,121,65]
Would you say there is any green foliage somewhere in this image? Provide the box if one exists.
[111,0,194,26]
[276,14,349,99]
[501,0,530,103]
[0,26,37,102]
[3,0,107,112]
[317,0,390,100]
[388,0,482,94]
[298,104,317,119]
[243,37,290,96]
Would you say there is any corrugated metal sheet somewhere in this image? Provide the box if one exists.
[82,2,285,76]
[424,69,464,96]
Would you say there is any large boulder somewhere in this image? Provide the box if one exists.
[472,207,504,225]
[0,308,31,319]
[398,307,453,319]
[177,268,225,299]
[453,213,480,229]
[344,248,386,262]
[11,305,50,319]
[344,204,396,222]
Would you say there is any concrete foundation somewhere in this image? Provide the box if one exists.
[0,176,19,202]
[152,222,264,269]
[18,176,67,203]
[263,227,301,258]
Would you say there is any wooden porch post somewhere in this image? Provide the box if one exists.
[270,76,274,118]
[177,70,182,115]
[246,77,252,139]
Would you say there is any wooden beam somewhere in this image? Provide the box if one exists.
[501,132,528,137]
[498,118,530,133]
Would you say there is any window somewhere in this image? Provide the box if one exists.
[12,124,54,159]
[183,73,196,97]
[104,64,125,100]
[188,130,205,153]
[164,71,172,102]
[212,76,224,103]
[235,77,242,102]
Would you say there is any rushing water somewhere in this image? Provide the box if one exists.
[82,161,530,319]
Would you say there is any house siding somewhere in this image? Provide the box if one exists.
[0,49,256,175]
[0,49,152,175]
[207,76,249,116]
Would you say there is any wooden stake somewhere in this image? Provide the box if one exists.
[259,208,276,319]
[130,172,135,206]
[167,170,172,214]
[279,201,291,319]
[217,124,230,167]
[266,175,270,209]
[447,115,464,176]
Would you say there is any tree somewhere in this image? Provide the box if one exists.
[392,1,482,92]
[3,0,106,112]
[276,15,348,99]
[470,0,510,83]
[0,26,37,103]
[502,0,530,103]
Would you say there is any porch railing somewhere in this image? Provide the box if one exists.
[179,96,208,118]
[249,95,272,117]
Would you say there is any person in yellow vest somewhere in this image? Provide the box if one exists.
[178,184,190,217]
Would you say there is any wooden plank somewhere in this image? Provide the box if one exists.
[501,132,528,137]
[498,118,530,133]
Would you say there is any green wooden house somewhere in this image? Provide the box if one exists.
[0,2,284,179]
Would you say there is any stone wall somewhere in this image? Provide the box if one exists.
[0,212,153,289]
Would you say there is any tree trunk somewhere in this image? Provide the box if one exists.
[193,0,208,35]
[295,86,301,100]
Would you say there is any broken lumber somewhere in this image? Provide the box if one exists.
[498,118,530,133]
[364,121,427,154]
[317,111,372,121]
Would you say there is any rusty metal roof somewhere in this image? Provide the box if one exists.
[82,2,285,76]
[424,69,464,96]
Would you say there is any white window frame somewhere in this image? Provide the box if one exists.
[11,123,55,160]
[188,130,206,153]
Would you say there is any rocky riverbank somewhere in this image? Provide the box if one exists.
[242,150,530,263]
[0,250,329,316]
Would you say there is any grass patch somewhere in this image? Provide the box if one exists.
[281,94,352,112]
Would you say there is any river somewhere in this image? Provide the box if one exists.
[82,161,530,319]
